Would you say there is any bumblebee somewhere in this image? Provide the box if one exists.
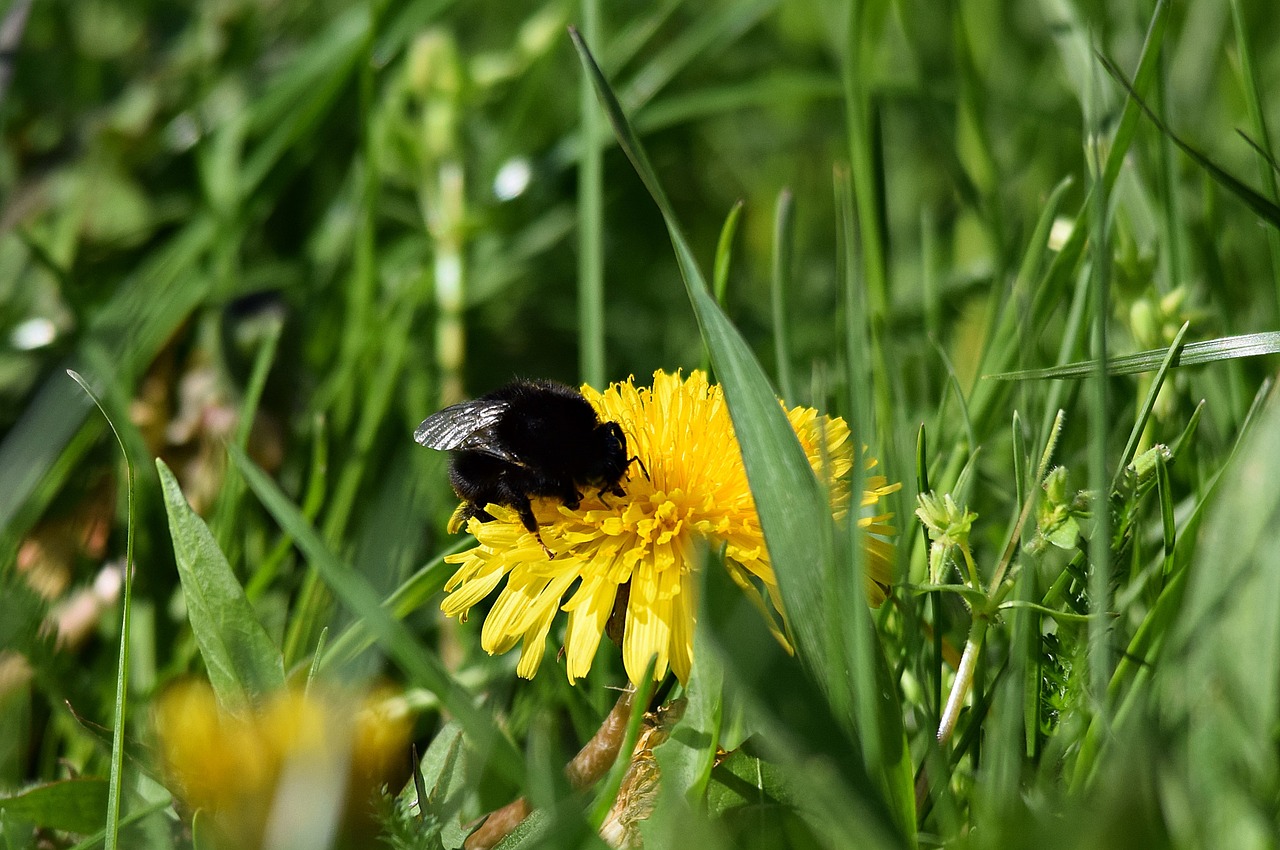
[414,379,632,555]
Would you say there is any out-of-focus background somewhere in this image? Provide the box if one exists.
[3,0,1280,847]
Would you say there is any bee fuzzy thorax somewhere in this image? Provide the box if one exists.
[415,378,633,555]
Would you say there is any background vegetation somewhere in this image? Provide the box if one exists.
[2,0,1279,847]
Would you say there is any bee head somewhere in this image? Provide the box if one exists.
[589,420,630,487]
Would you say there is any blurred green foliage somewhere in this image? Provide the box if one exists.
[3,0,1280,847]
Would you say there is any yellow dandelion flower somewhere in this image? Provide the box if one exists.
[153,681,411,850]
[441,369,900,685]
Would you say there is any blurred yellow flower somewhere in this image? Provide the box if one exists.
[441,369,900,685]
[153,681,411,850]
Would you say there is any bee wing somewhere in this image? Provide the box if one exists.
[414,400,520,463]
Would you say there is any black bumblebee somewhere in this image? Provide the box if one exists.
[414,379,633,555]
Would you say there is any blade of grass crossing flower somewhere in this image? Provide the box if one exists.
[66,372,135,850]
[156,459,285,712]
[770,189,796,401]
[576,31,916,829]
[574,28,913,834]
[570,26,837,681]
[228,445,524,783]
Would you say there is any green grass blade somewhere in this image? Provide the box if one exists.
[319,537,471,670]
[987,331,1280,380]
[770,189,796,402]
[570,26,839,682]
[156,459,285,712]
[578,0,605,387]
[1112,321,1189,485]
[0,779,110,835]
[1229,0,1280,308]
[701,199,744,377]
[1096,50,1280,230]
[228,444,524,783]
[698,552,900,845]
[713,199,744,308]
[66,371,135,850]
[573,26,913,834]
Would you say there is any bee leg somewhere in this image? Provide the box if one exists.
[515,497,556,559]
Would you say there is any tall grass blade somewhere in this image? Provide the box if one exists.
[66,371,136,850]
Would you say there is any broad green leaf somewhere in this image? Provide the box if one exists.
[0,779,109,835]
[157,459,285,712]
[652,636,723,804]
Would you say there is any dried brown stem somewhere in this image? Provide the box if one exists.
[464,687,636,850]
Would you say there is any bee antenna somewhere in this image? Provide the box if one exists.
[629,455,649,480]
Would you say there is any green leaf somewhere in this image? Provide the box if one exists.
[652,631,723,804]
[157,458,285,712]
[0,779,109,835]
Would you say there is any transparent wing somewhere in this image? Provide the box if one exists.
[413,399,519,462]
